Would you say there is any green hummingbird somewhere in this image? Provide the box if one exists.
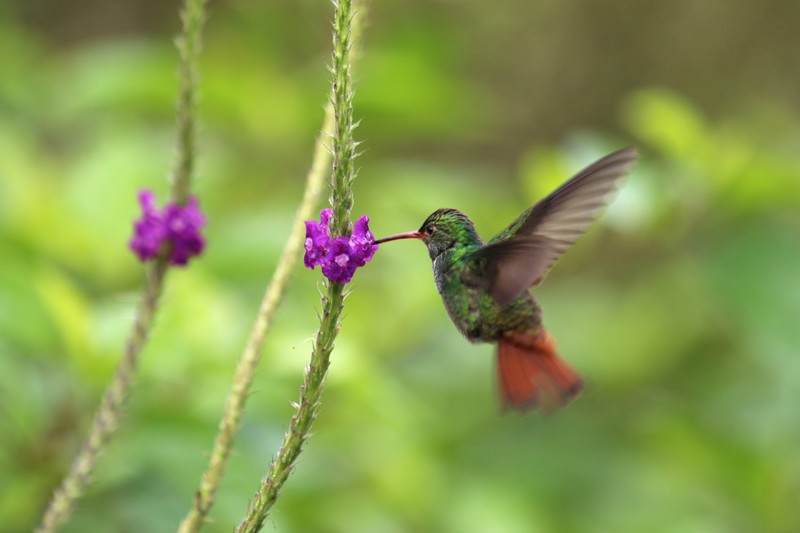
[374,147,637,412]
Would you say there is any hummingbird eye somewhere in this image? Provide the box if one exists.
[425,224,436,236]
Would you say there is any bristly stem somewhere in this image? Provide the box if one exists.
[234,1,360,531]
[172,0,208,205]
[329,0,358,238]
[176,105,336,533]
[35,1,208,531]
[36,260,169,533]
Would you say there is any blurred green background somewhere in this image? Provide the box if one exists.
[2,1,799,532]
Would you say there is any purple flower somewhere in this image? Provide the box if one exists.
[349,215,378,267]
[304,208,332,268]
[321,236,358,284]
[163,196,206,265]
[129,189,206,266]
[130,190,167,261]
[303,209,378,284]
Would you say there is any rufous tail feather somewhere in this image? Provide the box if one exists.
[497,330,583,412]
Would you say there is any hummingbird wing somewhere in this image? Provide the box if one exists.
[475,147,637,306]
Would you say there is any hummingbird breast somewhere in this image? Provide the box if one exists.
[432,249,542,343]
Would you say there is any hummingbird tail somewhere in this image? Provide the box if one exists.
[497,331,583,412]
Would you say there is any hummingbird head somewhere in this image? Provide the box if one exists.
[374,208,481,260]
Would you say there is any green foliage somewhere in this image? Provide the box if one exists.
[2,2,799,533]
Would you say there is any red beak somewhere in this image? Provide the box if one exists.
[373,231,424,245]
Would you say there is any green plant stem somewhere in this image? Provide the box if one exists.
[235,281,345,533]
[329,0,357,238]
[35,1,208,531]
[172,0,208,204]
[235,2,359,531]
[176,105,335,533]
[35,260,169,533]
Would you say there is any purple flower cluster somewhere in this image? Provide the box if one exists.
[129,190,206,266]
[304,209,378,284]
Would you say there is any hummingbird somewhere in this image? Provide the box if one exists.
[374,147,637,412]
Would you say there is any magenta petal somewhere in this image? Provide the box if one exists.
[321,236,358,284]
[303,210,378,283]
[303,209,333,269]
[319,208,333,227]
[137,190,159,216]
[164,195,207,266]
[349,215,378,267]
[351,215,373,244]
[129,190,166,260]
[129,190,207,265]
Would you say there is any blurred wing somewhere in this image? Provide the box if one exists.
[476,237,562,306]
[477,147,637,306]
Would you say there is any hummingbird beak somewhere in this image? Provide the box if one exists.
[373,231,424,245]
